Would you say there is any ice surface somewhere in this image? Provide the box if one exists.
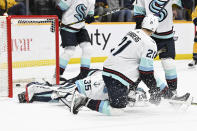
[0,60,197,131]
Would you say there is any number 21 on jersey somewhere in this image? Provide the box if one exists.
[111,36,132,56]
[146,49,157,59]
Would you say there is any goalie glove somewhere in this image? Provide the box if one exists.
[149,87,161,105]
[85,15,95,24]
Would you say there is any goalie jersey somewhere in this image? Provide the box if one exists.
[57,0,95,31]
[103,29,157,87]
[134,0,192,39]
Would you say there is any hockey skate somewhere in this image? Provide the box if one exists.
[168,93,193,110]
[18,82,38,103]
[52,74,68,85]
[70,90,88,114]
[67,67,90,84]
[188,60,197,68]
[18,92,27,103]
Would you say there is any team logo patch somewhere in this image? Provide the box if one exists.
[149,0,168,22]
[74,4,87,21]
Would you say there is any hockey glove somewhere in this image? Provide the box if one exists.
[149,87,161,105]
[193,18,197,25]
[85,15,95,24]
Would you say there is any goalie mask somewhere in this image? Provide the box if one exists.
[142,14,159,32]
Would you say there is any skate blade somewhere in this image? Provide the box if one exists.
[188,65,196,69]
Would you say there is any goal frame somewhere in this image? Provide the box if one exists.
[5,15,60,98]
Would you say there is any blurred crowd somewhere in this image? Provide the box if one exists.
[0,0,196,21]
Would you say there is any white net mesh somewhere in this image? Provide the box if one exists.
[0,16,59,97]
[0,16,9,97]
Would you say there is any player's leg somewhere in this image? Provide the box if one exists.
[71,75,128,115]
[156,38,177,92]
[54,29,78,83]
[18,82,76,103]
[71,91,124,115]
[18,82,54,103]
[59,46,75,77]
[154,75,191,106]
[103,75,129,109]
[188,32,197,67]
[161,58,177,92]
[67,29,93,83]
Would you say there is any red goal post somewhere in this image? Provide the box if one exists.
[0,15,60,98]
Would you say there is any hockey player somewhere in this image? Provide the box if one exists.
[18,14,191,116]
[18,68,191,112]
[54,0,96,84]
[18,69,148,108]
[133,0,193,93]
[70,14,191,115]
[188,6,197,67]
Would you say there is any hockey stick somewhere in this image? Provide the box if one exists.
[58,94,72,108]
[192,102,197,105]
[65,7,127,26]
[13,78,36,84]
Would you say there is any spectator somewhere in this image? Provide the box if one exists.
[0,0,26,16]
[172,4,184,20]
[134,0,193,95]
[184,8,192,21]
[118,0,135,22]
[94,0,110,22]
[188,5,197,67]
[29,0,58,15]
[106,0,120,21]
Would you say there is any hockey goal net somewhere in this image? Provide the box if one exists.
[0,15,60,98]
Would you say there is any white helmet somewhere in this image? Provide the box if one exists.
[142,14,159,32]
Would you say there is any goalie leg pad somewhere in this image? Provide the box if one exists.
[25,82,54,102]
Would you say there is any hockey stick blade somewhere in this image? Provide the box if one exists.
[191,102,197,105]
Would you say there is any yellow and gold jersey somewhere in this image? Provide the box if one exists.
[192,6,197,20]
[0,0,17,11]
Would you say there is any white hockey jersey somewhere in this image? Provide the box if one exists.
[134,0,183,39]
[103,29,157,86]
[76,70,109,100]
[57,0,95,31]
